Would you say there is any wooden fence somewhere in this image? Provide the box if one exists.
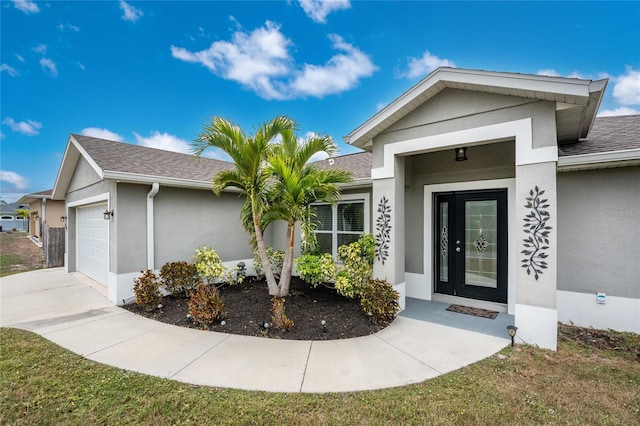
[43,225,65,268]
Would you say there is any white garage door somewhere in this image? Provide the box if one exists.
[77,203,109,286]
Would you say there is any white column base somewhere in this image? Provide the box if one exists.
[515,304,558,350]
[393,282,406,311]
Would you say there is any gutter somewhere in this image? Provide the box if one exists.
[147,183,160,270]
[557,148,640,172]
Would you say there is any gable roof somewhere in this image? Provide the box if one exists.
[345,67,607,148]
[53,134,233,199]
[17,189,53,205]
[0,202,29,215]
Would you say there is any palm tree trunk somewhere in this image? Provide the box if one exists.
[276,220,296,297]
[252,202,279,295]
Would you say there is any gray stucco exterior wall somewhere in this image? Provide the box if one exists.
[153,187,252,267]
[404,141,516,274]
[114,184,148,274]
[373,89,556,168]
[557,166,640,298]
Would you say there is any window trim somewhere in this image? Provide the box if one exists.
[311,193,370,257]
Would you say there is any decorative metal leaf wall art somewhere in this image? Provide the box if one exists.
[375,196,392,264]
[521,186,551,280]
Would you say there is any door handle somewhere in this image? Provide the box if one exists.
[456,247,461,253]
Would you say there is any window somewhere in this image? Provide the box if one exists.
[1,216,14,220]
[311,194,369,257]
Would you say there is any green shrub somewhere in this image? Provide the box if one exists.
[188,282,225,326]
[133,269,162,311]
[334,234,374,298]
[253,246,285,279]
[159,261,199,297]
[360,278,400,325]
[271,297,294,331]
[194,246,229,284]
[295,253,336,287]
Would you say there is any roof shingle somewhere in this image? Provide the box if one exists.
[72,134,233,183]
[559,114,640,156]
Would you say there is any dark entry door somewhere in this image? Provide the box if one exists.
[435,190,507,303]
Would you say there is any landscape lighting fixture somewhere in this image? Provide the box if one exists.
[455,147,468,161]
[506,325,518,347]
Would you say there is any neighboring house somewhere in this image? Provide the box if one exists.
[51,67,639,350]
[0,202,29,231]
[17,189,65,242]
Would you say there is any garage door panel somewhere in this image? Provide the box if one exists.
[77,204,109,285]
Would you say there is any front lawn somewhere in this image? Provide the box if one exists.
[1,324,638,425]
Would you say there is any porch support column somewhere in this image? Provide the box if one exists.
[515,161,558,350]
[372,155,406,309]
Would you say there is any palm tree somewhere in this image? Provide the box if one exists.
[15,207,29,231]
[193,116,294,296]
[194,116,351,297]
[263,127,351,296]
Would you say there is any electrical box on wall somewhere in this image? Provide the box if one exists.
[596,292,607,304]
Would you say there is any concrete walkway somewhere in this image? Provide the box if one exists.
[1,268,510,393]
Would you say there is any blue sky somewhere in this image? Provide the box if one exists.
[1,1,639,202]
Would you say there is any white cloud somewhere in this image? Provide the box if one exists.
[0,170,28,190]
[537,69,561,77]
[32,44,47,54]
[401,51,455,79]
[57,23,80,32]
[1,64,19,77]
[77,62,86,71]
[15,54,25,62]
[2,117,42,136]
[290,34,377,98]
[299,0,351,24]
[81,127,124,142]
[134,131,192,154]
[598,106,640,117]
[39,58,58,77]
[612,67,640,106]
[119,0,143,23]
[171,21,293,99]
[12,0,39,14]
[171,22,376,100]
[375,102,387,112]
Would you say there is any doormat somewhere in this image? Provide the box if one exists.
[446,304,499,319]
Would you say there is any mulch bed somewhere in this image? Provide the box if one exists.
[123,277,385,340]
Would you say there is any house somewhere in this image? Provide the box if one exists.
[342,68,639,349]
[52,68,639,350]
[0,202,29,232]
[17,189,65,243]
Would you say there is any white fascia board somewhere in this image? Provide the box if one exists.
[52,137,81,200]
[339,178,372,190]
[103,170,242,193]
[70,135,104,179]
[345,67,594,148]
[557,149,640,171]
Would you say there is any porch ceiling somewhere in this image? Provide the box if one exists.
[345,67,607,149]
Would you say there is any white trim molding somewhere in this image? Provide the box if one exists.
[372,118,557,180]
[558,148,640,172]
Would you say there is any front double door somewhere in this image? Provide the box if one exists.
[435,189,507,303]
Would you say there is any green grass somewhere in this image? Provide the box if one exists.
[1,325,638,425]
[0,253,21,277]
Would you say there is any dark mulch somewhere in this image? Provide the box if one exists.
[124,277,385,340]
[558,323,640,360]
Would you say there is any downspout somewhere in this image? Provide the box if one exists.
[147,183,160,270]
